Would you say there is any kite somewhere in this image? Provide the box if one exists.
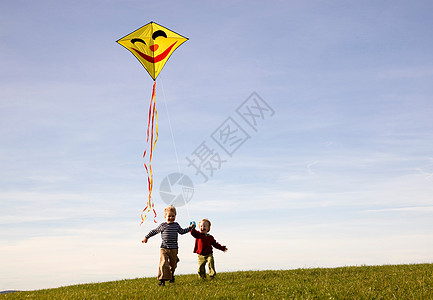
[117,22,188,224]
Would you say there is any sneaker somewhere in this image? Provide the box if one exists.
[158,280,165,286]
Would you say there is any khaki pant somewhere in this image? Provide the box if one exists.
[198,253,216,278]
[157,248,179,281]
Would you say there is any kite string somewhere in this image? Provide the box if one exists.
[159,78,181,174]
[159,77,191,222]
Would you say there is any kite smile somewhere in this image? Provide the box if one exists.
[132,42,177,63]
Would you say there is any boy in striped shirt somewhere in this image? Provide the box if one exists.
[142,205,194,286]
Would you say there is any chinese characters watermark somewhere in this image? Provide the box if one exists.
[186,91,275,183]
[236,92,275,131]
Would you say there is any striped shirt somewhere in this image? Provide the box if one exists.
[145,222,191,249]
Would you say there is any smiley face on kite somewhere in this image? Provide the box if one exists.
[117,22,188,80]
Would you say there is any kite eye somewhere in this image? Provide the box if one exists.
[131,38,146,45]
[152,30,167,40]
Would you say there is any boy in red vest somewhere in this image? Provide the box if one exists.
[190,218,228,279]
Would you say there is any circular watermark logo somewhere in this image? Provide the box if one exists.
[159,173,194,207]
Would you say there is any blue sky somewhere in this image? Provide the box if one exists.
[1,0,433,291]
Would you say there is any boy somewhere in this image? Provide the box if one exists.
[191,218,227,279]
[142,205,194,286]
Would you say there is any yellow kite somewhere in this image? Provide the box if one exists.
[117,22,188,80]
[117,22,188,225]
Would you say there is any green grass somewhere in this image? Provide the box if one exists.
[2,264,432,299]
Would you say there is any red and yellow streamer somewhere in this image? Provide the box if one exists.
[141,81,158,224]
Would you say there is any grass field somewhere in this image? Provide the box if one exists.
[1,263,432,299]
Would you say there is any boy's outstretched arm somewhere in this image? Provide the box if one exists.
[212,238,228,252]
[178,223,194,235]
[142,224,163,243]
[190,227,205,238]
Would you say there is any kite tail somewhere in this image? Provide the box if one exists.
[141,81,158,225]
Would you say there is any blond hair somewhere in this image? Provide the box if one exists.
[199,218,211,229]
[164,205,177,216]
